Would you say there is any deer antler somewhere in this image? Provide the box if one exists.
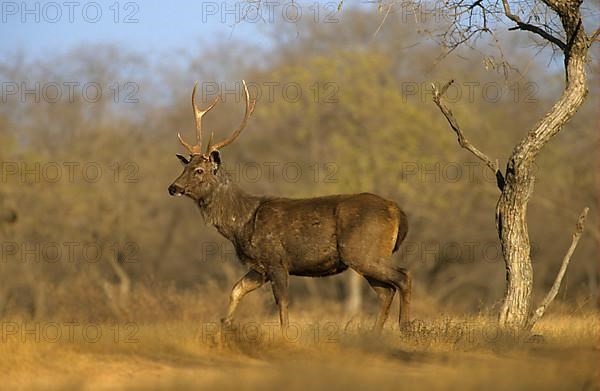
[207,80,256,153]
[177,81,219,155]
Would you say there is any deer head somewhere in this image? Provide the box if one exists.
[168,80,256,201]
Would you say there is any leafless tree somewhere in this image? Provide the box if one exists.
[412,0,599,329]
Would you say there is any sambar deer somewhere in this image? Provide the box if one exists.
[168,81,410,330]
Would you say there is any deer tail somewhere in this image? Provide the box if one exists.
[392,209,408,253]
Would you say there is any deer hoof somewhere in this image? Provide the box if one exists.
[399,321,413,333]
[220,317,233,328]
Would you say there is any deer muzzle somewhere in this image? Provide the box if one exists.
[168,184,184,196]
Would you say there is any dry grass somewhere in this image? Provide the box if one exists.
[1,308,598,391]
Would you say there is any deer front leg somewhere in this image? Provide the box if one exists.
[269,266,289,328]
[222,269,266,327]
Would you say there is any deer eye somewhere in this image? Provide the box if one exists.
[194,168,204,176]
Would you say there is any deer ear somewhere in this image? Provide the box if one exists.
[209,150,221,173]
[176,154,189,166]
[209,150,221,165]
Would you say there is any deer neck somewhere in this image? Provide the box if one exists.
[197,173,261,241]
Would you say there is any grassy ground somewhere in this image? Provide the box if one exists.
[1,310,598,390]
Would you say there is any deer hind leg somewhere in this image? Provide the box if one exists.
[365,277,396,331]
[396,268,411,329]
[347,261,411,330]
[222,269,267,326]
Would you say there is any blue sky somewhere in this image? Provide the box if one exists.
[1,0,308,59]
[2,0,596,79]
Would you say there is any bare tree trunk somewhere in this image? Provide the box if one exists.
[103,253,132,317]
[496,12,589,327]
[345,271,362,314]
[496,181,534,326]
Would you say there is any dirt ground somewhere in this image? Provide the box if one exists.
[1,312,598,390]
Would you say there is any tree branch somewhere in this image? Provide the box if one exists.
[526,207,589,330]
[372,2,392,39]
[502,0,567,51]
[432,80,505,191]
[590,26,600,46]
